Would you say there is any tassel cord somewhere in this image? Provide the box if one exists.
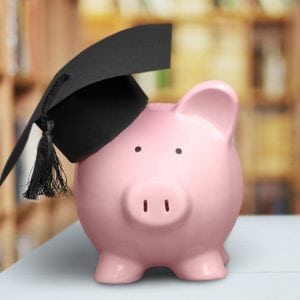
[23,73,71,200]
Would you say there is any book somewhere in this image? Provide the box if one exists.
[5,0,19,75]
[254,107,294,178]
[255,181,290,214]
[253,24,286,99]
[171,23,249,100]
[257,0,293,16]
[0,0,7,74]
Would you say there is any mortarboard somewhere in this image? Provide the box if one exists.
[0,24,172,199]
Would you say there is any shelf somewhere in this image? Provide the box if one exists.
[253,89,293,107]
[14,75,36,90]
[17,201,38,221]
[81,10,291,25]
[122,13,228,24]
[251,174,293,183]
[82,11,231,25]
[252,13,290,24]
[0,73,44,91]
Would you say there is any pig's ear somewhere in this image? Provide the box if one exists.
[176,80,238,142]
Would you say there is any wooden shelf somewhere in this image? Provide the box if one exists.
[14,75,36,90]
[251,174,293,183]
[0,73,47,92]
[83,12,220,25]
[82,10,291,25]
[17,201,37,221]
[252,13,290,24]
[253,89,294,107]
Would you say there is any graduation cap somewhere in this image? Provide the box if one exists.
[0,24,172,200]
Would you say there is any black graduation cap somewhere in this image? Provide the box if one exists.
[0,24,172,199]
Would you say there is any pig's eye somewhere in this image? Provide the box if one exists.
[135,146,142,152]
[175,148,182,154]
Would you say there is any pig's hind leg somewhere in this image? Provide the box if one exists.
[94,253,145,284]
[172,250,227,281]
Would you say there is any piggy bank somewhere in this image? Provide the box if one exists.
[74,80,243,284]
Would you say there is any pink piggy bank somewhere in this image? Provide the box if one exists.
[74,80,243,284]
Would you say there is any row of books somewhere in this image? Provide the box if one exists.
[239,179,291,215]
[255,181,291,214]
[0,0,78,270]
[237,104,294,215]
[134,23,250,101]
[238,106,294,179]
[80,0,294,18]
[0,1,6,74]
[1,0,290,99]
[216,0,294,16]
[253,24,287,99]
[0,0,41,77]
[253,107,294,178]
[0,0,79,80]
[131,22,286,102]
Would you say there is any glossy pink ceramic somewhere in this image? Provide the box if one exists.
[74,80,243,284]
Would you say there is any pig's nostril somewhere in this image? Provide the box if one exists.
[164,199,170,212]
[143,200,148,212]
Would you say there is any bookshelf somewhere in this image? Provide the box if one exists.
[291,0,300,214]
[0,0,300,270]
[0,0,79,270]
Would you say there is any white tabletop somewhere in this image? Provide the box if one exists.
[1,216,300,300]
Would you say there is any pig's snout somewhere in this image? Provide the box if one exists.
[123,182,190,229]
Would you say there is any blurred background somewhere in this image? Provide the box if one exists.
[0,0,300,270]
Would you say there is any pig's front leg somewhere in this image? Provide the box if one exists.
[221,246,229,265]
[94,252,145,284]
[172,249,227,281]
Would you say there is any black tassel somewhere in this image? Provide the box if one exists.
[23,73,71,200]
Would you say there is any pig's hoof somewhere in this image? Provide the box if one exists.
[173,251,227,281]
[94,254,144,284]
[221,246,229,265]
